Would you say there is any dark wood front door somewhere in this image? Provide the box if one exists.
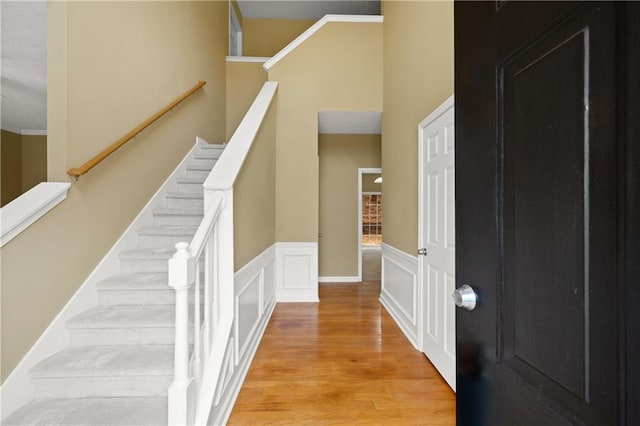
[455,2,639,424]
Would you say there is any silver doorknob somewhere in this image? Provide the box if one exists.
[453,284,477,311]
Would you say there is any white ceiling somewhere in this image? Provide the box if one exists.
[318,111,381,134]
[237,0,380,20]
[1,1,47,134]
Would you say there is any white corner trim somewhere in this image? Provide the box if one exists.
[418,94,454,129]
[0,182,71,247]
[319,276,360,283]
[204,81,278,191]
[225,56,271,63]
[263,14,383,71]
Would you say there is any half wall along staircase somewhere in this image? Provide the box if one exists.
[3,143,224,425]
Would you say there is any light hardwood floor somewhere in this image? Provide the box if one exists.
[228,279,456,425]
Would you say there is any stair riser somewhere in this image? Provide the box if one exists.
[69,327,194,346]
[192,157,216,168]
[121,258,203,274]
[176,182,204,192]
[197,147,223,157]
[185,169,210,180]
[121,259,169,274]
[138,234,195,249]
[153,214,203,227]
[98,289,202,305]
[167,197,204,211]
[196,149,222,158]
[32,376,172,399]
[166,197,204,210]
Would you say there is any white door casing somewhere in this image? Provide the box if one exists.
[358,167,382,282]
[418,96,456,391]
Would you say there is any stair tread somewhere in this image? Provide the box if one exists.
[152,207,203,216]
[138,225,198,236]
[96,273,168,290]
[165,191,203,199]
[30,345,173,378]
[2,397,167,426]
[67,305,177,329]
[119,248,175,260]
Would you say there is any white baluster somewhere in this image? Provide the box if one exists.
[193,261,201,390]
[203,236,212,366]
[168,242,195,426]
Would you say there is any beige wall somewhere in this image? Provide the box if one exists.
[268,22,383,243]
[21,135,47,193]
[243,18,315,57]
[226,62,267,140]
[234,96,276,270]
[1,1,228,382]
[381,0,454,254]
[319,134,381,277]
[1,130,23,206]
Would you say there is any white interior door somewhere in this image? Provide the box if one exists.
[419,96,456,391]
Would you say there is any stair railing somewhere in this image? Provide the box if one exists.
[168,81,278,426]
[67,81,206,179]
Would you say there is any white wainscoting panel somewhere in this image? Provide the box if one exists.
[235,272,261,363]
[380,243,420,350]
[210,244,276,425]
[275,242,319,302]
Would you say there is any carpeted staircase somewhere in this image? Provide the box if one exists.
[3,143,223,425]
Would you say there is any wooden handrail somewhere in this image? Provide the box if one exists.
[67,81,206,178]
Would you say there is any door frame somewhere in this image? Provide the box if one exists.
[417,94,455,360]
[358,167,382,282]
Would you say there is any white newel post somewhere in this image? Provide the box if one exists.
[168,242,195,426]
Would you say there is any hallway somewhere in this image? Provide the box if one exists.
[228,279,455,424]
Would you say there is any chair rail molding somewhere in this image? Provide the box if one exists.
[0,182,71,247]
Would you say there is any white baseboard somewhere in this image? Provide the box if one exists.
[0,138,216,419]
[319,276,360,283]
[380,243,420,350]
[275,242,319,302]
[208,244,277,425]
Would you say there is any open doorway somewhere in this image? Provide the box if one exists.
[358,168,382,282]
[1,1,48,207]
